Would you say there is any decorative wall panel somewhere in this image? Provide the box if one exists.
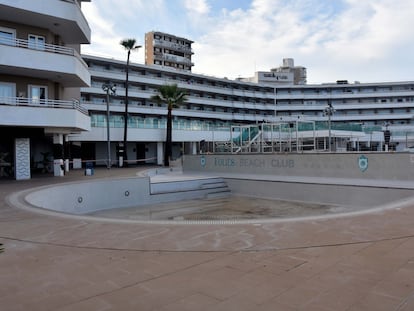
[15,138,31,180]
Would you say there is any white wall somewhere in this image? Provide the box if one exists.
[183,153,414,181]
[0,105,90,131]
[0,45,90,87]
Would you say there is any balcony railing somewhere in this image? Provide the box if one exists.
[153,39,193,54]
[0,37,88,67]
[0,97,88,115]
[154,53,194,66]
[91,114,231,132]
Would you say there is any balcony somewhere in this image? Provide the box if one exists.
[0,37,90,87]
[0,96,90,132]
[153,39,194,54]
[154,53,194,66]
[0,0,91,44]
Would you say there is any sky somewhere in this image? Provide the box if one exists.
[81,0,414,84]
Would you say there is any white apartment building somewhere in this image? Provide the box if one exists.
[0,0,91,179]
[73,54,414,167]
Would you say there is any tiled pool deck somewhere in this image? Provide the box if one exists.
[1,167,414,310]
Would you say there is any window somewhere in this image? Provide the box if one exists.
[0,82,16,104]
[28,85,47,104]
[28,34,45,50]
[0,27,16,46]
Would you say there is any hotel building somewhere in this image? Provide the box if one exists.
[0,0,91,178]
[74,54,414,167]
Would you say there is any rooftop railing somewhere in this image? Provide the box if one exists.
[0,97,88,115]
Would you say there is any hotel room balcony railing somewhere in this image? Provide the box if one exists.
[0,37,87,67]
[0,97,88,115]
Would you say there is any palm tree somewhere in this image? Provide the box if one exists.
[151,84,187,166]
[120,38,141,166]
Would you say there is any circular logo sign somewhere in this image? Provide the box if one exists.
[200,155,206,167]
[358,155,368,172]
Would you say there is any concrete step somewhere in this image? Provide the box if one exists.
[200,181,227,189]
[206,189,231,199]
[202,179,231,199]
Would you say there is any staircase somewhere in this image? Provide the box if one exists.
[200,179,231,199]
[150,177,231,202]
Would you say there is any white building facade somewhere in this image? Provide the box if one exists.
[72,54,414,167]
[0,0,91,178]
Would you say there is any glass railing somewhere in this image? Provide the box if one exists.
[261,122,364,132]
[91,110,394,135]
[91,114,231,131]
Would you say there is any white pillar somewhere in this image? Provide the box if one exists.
[15,138,31,180]
[157,142,164,166]
[64,135,70,172]
[192,142,197,155]
[53,133,64,177]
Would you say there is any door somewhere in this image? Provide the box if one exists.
[136,143,146,165]
[28,85,47,104]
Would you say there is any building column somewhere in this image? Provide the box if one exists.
[191,142,197,155]
[64,135,70,173]
[53,133,64,177]
[15,138,31,180]
[157,142,164,166]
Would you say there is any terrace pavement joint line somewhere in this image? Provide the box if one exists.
[0,232,413,253]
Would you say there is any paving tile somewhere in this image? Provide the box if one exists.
[346,292,402,311]
[158,293,220,311]
[397,295,414,311]
[373,268,414,299]
[55,297,112,311]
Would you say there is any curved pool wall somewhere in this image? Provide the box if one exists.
[24,175,230,215]
[224,178,414,208]
[183,153,414,208]
[21,153,414,219]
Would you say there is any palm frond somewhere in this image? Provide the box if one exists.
[120,38,138,50]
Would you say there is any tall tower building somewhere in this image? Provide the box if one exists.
[145,31,194,71]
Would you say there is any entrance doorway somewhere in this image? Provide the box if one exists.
[136,143,146,165]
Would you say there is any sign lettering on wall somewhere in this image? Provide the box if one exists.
[209,157,295,169]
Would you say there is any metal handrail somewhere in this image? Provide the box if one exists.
[0,97,88,115]
[0,37,88,68]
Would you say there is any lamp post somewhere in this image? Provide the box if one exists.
[323,102,336,152]
[102,84,116,169]
[383,122,391,152]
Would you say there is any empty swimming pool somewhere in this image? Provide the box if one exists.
[9,166,414,224]
[86,195,353,221]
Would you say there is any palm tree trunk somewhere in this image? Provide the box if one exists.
[123,50,130,167]
[165,105,172,166]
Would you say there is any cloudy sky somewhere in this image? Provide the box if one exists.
[81,0,414,84]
